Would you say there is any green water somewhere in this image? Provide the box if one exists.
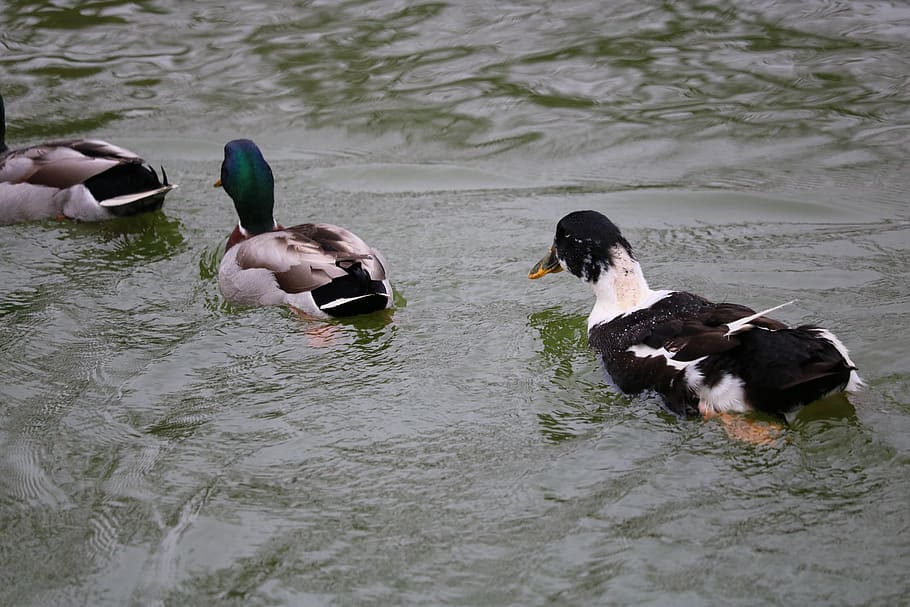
[1,1,908,605]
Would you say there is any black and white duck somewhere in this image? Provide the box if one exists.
[0,93,175,225]
[215,139,392,318]
[529,210,862,423]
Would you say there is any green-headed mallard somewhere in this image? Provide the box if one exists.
[529,210,862,423]
[0,93,175,225]
[215,139,392,318]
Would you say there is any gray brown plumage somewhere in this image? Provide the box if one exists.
[216,139,392,318]
[0,94,176,225]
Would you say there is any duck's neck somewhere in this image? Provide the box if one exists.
[236,199,277,237]
[587,247,656,330]
[226,221,281,251]
[225,224,248,251]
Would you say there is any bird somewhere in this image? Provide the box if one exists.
[529,210,862,424]
[0,93,175,225]
[215,138,392,318]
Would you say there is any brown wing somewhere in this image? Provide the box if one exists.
[57,139,144,161]
[234,223,387,294]
[0,139,143,188]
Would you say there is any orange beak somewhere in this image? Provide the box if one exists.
[529,247,563,279]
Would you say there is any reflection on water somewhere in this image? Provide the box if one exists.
[789,392,859,431]
[64,212,187,264]
[528,307,638,442]
[1,0,909,605]
[527,307,588,377]
[289,308,398,350]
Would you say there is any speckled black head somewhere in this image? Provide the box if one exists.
[218,139,276,235]
[553,210,634,282]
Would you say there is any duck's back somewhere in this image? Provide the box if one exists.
[588,291,715,410]
[588,292,858,417]
[219,222,392,317]
[700,324,856,414]
[0,140,172,223]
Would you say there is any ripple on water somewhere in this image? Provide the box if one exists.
[1,0,909,605]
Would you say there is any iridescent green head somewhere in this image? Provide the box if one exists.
[216,139,276,235]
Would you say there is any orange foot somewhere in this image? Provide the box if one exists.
[288,305,319,321]
[702,410,784,446]
[288,306,342,347]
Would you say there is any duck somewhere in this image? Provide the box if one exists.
[0,93,175,225]
[529,210,863,423]
[215,138,392,318]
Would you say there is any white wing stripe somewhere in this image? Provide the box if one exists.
[626,344,705,371]
[724,300,796,336]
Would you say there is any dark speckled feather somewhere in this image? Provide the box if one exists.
[593,293,857,417]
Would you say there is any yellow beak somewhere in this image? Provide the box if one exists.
[213,178,222,188]
[529,247,563,279]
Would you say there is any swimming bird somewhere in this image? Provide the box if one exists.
[215,139,392,318]
[0,93,175,225]
[529,210,862,422]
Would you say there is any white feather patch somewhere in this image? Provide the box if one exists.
[626,344,704,371]
[724,300,796,337]
[98,184,176,207]
[697,373,751,415]
[812,328,865,392]
[684,364,704,390]
[319,293,391,310]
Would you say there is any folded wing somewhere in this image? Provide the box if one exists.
[234,223,389,294]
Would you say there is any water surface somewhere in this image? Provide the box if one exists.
[1,1,909,605]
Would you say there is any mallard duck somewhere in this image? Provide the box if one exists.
[529,210,862,422]
[0,93,175,225]
[215,139,392,318]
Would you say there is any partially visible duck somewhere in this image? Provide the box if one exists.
[215,139,392,318]
[529,210,862,422]
[0,93,175,225]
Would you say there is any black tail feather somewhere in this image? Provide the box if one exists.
[311,261,388,317]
